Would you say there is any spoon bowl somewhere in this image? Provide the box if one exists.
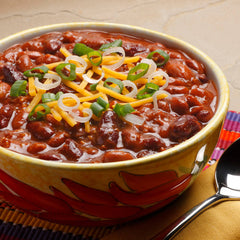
[152,138,240,240]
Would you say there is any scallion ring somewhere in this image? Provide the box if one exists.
[113,103,135,117]
[73,43,94,56]
[58,93,80,112]
[104,77,124,93]
[23,66,49,80]
[122,80,138,98]
[55,63,76,81]
[147,49,169,67]
[87,51,102,66]
[65,55,87,74]
[82,68,105,84]
[70,108,93,123]
[148,70,169,89]
[10,80,27,97]
[99,39,122,51]
[42,93,56,103]
[102,47,125,70]
[28,103,50,121]
[34,73,61,90]
[140,58,157,78]
[127,63,149,81]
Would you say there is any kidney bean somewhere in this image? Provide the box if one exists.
[51,82,75,94]
[185,58,204,73]
[62,31,84,43]
[22,39,44,52]
[189,106,204,115]
[168,77,187,86]
[16,54,34,72]
[47,131,70,147]
[0,137,10,148]
[0,104,14,129]
[142,133,166,151]
[165,85,189,95]
[165,59,195,80]
[186,95,202,107]
[17,51,43,60]
[35,54,62,65]
[122,126,143,151]
[196,106,214,123]
[26,121,54,140]
[38,150,65,161]
[3,44,23,62]
[157,100,171,112]
[168,97,189,115]
[11,110,28,129]
[96,110,119,149]
[165,49,185,59]
[190,87,214,105]
[44,38,62,54]
[136,150,155,158]
[27,142,47,154]
[0,82,10,100]
[198,73,208,83]
[103,150,134,163]
[2,63,25,84]
[60,139,83,161]
[169,115,202,142]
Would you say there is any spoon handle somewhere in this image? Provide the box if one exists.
[151,193,227,240]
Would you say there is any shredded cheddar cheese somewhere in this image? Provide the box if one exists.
[28,77,36,97]
[24,42,169,129]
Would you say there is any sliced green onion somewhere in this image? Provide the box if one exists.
[103,77,124,93]
[90,102,105,117]
[42,91,63,103]
[113,103,135,117]
[55,91,63,100]
[127,63,149,81]
[55,63,76,81]
[147,49,169,67]
[42,93,56,103]
[73,43,94,56]
[90,97,109,117]
[136,82,160,100]
[99,39,122,51]
[87,51,102,66]
[23,66,49,79]
[97,97,109,109]
[145,82,160,92]
[10,80,27,97]
[90,83,98,91]
[28,104,50,121]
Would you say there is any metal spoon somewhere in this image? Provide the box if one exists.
[151,138,240,240]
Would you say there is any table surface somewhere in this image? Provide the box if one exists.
[0,0,239,111]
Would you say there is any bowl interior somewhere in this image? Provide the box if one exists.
[0,22,229,170]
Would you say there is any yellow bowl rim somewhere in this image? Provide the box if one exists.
[0,22,230,170]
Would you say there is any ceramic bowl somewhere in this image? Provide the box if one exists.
[0,22,229,226]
